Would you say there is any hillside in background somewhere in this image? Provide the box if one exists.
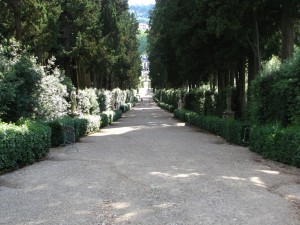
[129,4,154,23]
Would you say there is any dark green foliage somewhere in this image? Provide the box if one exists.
[0,51,42,122]
[73,118,88,138]
[174,109,247,145]
[1,0,141,90]
[113,109,123,121]
[157,88,218,117]
[120,103,132,113]
[100,113,109,128]
[45,117,87,147]
[250,125,300,167]
[158,102,175,113]
[184,88,217,116]
[215,89,227,117]
[0,121,51,171]
[154,89,182,108]
[100,109,122,128]
[251,51,300,126]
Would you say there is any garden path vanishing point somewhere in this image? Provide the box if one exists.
[1,90,300,225]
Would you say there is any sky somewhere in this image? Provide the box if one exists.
[128,0,155,6]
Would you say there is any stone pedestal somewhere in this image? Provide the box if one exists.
[223,85,235,119]
[222,110,235,120]
[178,100,183,109]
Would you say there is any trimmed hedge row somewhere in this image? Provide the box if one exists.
[0,121,51,171]
[158,102,175,112]
[174,109,247,145]
[250,125,300,167]
[45,117,88,147]
[174,109,300,167]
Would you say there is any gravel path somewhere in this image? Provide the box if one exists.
[1,91,300,225]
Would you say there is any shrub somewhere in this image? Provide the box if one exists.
[77,88,100,115]
[250,125,300,167]
[80,115,101,134]
[73,118,88,138]
[97,89,112,112]
[45,116,87,147]
[158,102,175,112]
[174,109,247,145]
[120,104,130,113]
[0,121,51,171]
[0,44,42,122]
[113,109,122,121]
[100,113,109,128]
[250,52,300,126]
[34,57,69,120]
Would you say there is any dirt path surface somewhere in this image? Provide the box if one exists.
[1,91,300,225]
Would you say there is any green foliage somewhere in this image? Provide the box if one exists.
[158,102,175,113]
[251,51,300,126]
[0,44,42,122]
[154,89,182,108]
[250,125,300,167]
[0,121,51,171]
[137,31,148,54]
[156,87,218,117]
[174,109,247,145]
[45,116,87,147]
[1,0,140,90]
[100,113,109,128]
[73,118,88,138]
[100,109,123,127]
[0,43,69,122]
[113,109,122,121]
[120,103,132,113]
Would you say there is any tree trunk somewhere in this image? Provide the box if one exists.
[235,58,246,118]
[247,54,255,100]
[281,5,295,61]
[217,69,225,92]
[10,0,22,41]
[252,6,261,76]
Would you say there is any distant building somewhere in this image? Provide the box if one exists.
[139,23,149,31]
[141,54,149,71]
[139,54,151,89]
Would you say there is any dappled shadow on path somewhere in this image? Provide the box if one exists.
[1,96,300,225]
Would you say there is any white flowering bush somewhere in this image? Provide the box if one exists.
[97,89,112,112]
[77,88,100,115]
[80,115,101,133]
[34,57,69,120]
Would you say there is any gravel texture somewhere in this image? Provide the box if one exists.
[1,90,300,225]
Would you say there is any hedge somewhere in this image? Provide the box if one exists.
[0,121,51,171]
[158,102,175,112]
[80,115,101,134]
[100,109,123,128]
[45,117,88,147]
[250,125,300,167]
[174,109,247,145]
[120,103,133,113]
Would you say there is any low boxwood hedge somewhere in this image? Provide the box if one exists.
[0,121,51,171]
[45,116,88,147]
[158,102,175,112]
[101,109,123,128]
[250,125,300,167]
[174,109,247,145]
